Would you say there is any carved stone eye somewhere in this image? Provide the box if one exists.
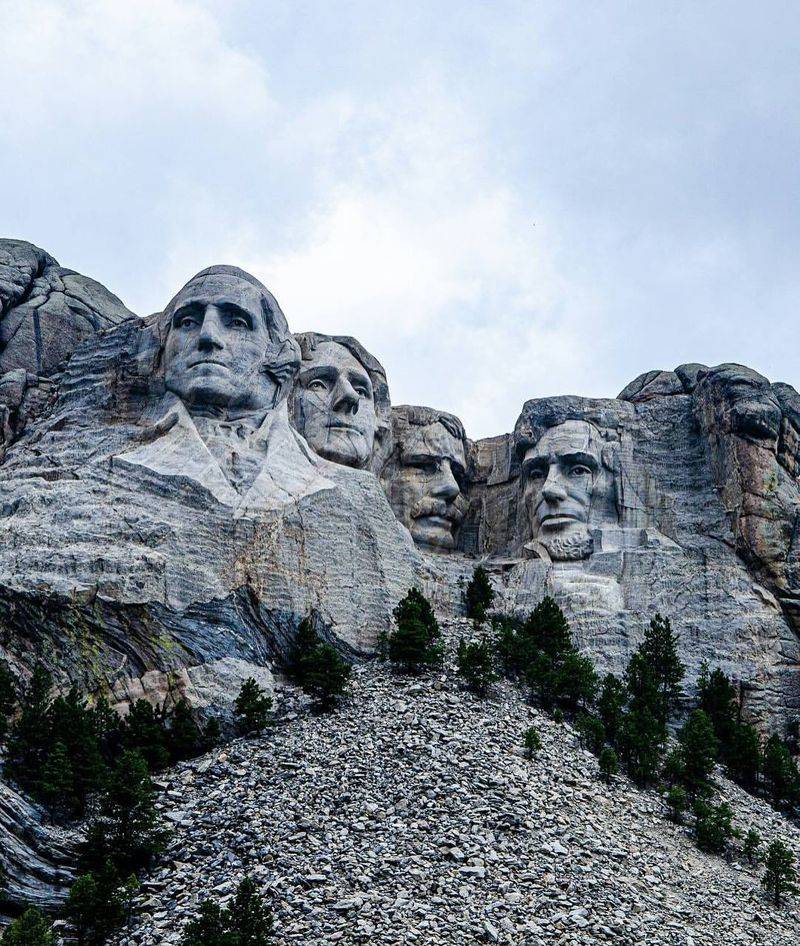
[308,379,328,392]
[570,465,592,477]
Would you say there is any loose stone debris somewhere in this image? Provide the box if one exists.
[110,621,800,946]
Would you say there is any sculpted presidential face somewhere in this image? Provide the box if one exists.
[163,270,282,415]
[293,341,378,468]
[522,420,607,561]
[387,412,467,550]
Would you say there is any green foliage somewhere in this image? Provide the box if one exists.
[666,785,688,823]
[65,862,138,946]
[388,588,443,674]
[551,708,564,724]
[762,839,799,906]
[465,566,495,623]
[693,799,737,855]
[676,709,719,795]
[235,679,273,734]
[300,643,351,710]
[490,615,525,678]
[638,613,685,726]
[166,699,212,761]
[6,664,54,793]
[180,876,273,946]
[597,673,625,744]
[0,907,55,946]
[575,713,606,756]
[0,658,16,741]
[762,734,800,810]
[287,617,320,682]
[743,828,762,866]
[598,746,619,784]
[618,702,663,787]
[520,598,597,711]
[120,699,170,772]
[81,750,166,876]
[523,725,541,759]
[697,664,762,790]
[456,637,497,696]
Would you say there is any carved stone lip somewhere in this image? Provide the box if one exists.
[539,513,579,527]
[417,514,456,528]
[187,358,229,370]
[327,420,362,432]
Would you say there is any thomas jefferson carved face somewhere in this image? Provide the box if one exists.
[163,270,286,415]
[522,420,606,561]
[293,341,378,468]
[387,414,467,550]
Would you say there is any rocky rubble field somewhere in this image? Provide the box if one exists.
[110,621,800,946]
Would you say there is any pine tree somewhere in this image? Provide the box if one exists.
[491,614,525,678]
[465,566,495,623]
[763,734,800,810]
[619,652,665,785]
[0,907,55,946]
[666,785,688,823]
[121,699,170,772]
[575,713,606,756]
[235,679,273,734]
[0,658,16,741]
[598,746,619,784]
[456,637,497,696]
[6,664,53,792]
[166,698,206,761]
[523,725,541,759]
[677,709,719,795]
[597,673,626,745]
[228,876,273,945]
[638,613,684,726]
[180,876,272,946]
[39,740,77,820]
[693,799,737,855]
[698,664,738,744]
[288,617,320,683]
[727,721,762,789]
[300,644,351,710]
[743,828,762,866]
[65,862,137,946]
[762,840,798,906]
[388,588,443,674]
[82,750,166,876]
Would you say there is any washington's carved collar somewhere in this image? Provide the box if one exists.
[114,393,334,512]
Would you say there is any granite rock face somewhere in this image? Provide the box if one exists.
[0,265,425,708]
[0,240,133,460]
[464,369,800,728]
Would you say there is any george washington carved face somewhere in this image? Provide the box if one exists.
[163,267,298,416]
[521,419,610,561]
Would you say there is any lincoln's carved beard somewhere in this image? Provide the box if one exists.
[539,523,594,561]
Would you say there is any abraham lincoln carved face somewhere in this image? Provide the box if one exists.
[521,419,609,561]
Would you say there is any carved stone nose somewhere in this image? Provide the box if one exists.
[333,377,359,413]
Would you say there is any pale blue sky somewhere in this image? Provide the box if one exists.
[2,1,799,437]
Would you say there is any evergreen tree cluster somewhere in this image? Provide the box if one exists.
[180,876,273,946]
[1,665,217,818]
[288,618,351,709]
[456,636,497,696]
[386,589,444,674]
[464,566,495,623]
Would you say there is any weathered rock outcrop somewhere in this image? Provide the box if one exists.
[0,240,133,460]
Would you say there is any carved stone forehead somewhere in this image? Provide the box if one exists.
[401,421,466,466]
[530,420,603,459]
[303,340,369,378]
[164,266,290,342]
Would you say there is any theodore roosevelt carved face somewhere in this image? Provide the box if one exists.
[521,419,609,561]
[382,406,467,551]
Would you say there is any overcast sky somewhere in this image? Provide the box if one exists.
[2,1,799,437]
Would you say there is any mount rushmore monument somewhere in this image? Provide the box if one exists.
[0,237,799,738]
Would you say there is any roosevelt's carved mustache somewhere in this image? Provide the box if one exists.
[411,498,465,524]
